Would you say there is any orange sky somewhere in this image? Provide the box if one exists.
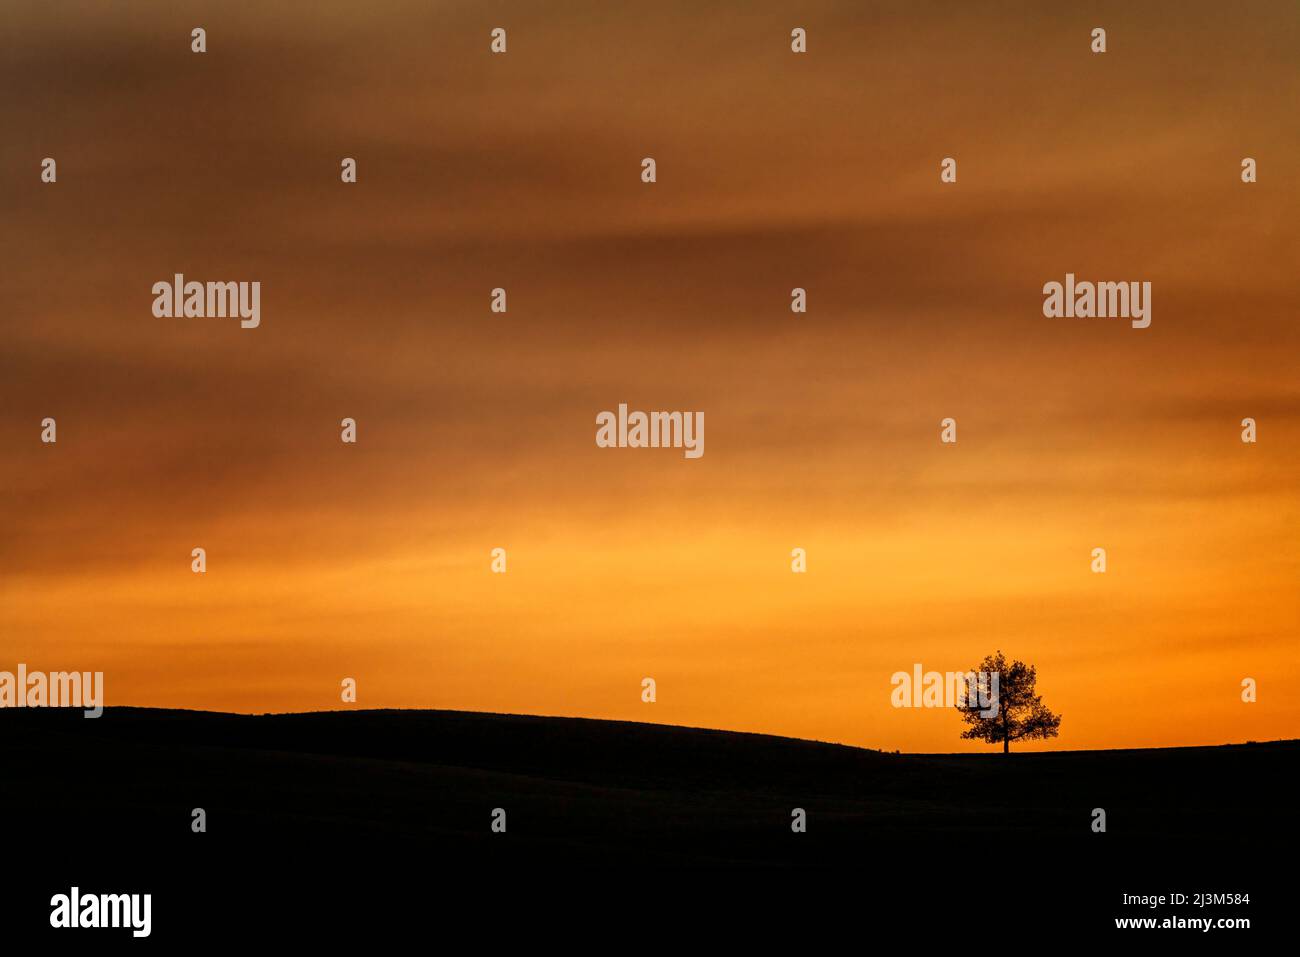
[2,1,1297,751]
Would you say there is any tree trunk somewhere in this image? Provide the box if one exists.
[1003,736,1009,754]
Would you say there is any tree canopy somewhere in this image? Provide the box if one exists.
[956,651,1061,753]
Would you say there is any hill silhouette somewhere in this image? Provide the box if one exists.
[2,706,1293,865]
[4,707,1291,938]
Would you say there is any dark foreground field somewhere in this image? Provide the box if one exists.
[1,707,1291,938]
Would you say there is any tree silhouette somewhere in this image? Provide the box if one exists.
[955,651,1061,753]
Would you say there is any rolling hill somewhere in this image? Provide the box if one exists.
[1,707,1288,937]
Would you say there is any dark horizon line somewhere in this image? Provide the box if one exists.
[7,703,1295,757]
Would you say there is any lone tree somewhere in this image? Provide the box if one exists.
[956,651,1061,753]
